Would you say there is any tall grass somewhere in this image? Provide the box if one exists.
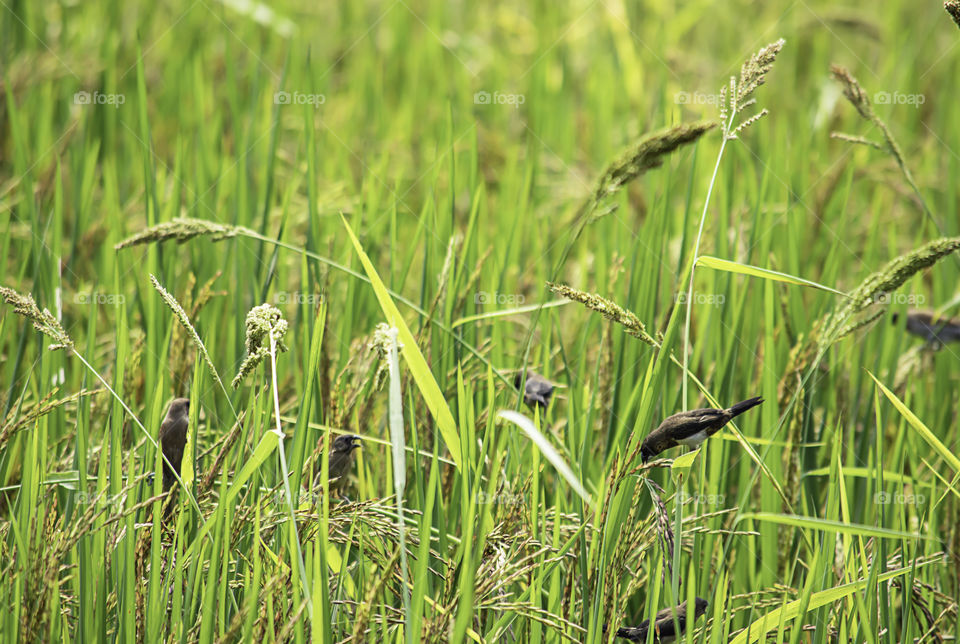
[1,1,959,642]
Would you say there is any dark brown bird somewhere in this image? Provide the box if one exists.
[641,397,763,463]
[892,310,960,348]
[615,598,709,643]
[158,397,190,490]
[514,371,555,410]
[315,434,361,495]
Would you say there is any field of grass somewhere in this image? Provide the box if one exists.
[2,1,960,642]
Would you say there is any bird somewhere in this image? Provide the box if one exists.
[158,397,190,490]
[892,310,960,348]
[641,397,763,463]
[514,370,555,411]
[615,598,709,643]
[316,434,361,496]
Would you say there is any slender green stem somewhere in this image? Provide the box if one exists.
[682,110,737,408]
[268,331,313,621]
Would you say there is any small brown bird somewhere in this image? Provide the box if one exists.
[158,397,190,490]
[616,598,709,643]
[316,434,361,495]
[892,310,960,348]
[514,370,555,410]
[641,397,763,463]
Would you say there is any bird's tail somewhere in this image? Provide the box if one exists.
[614,627,643,642]
[727,396,763,417]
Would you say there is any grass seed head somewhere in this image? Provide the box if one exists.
[946,1,960,28]
[830,64,874,121]
[547,282,657,346]
[150,275,224,390]
[115,217,247,250]
[735,39,786,110]
[232,304,289,388]
[0,286,74,351]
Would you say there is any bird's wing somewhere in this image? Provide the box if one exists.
[662,409,726,439]
[944,324,960,342]
[652,608,684,639]
[159,415,187,441]
[526,378,554,396]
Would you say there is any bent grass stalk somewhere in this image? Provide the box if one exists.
[677,36,785,609]
[682,38,785,409]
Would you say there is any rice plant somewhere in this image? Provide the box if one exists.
[1,1,958,642]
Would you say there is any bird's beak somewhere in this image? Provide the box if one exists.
[350,436,362,450]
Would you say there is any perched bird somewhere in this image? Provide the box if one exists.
[892,310,960,348]
[514,370,555,411]
[316,434,361,496]
[158,398,190,490]
[641,397,763,463]
[615,598,709,643]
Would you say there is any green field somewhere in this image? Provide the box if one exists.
[2,1,959,642]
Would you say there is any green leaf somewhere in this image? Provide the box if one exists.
[802,466,932,487]
[737,512,928,540]
[696,255,849,297]
[671,448,700,471]
[496,410,592,506]
[186,431,279,559]
[341,215,463,469]
[869,371,960,474]
[728,561,937,644]
[451,300,569,328]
